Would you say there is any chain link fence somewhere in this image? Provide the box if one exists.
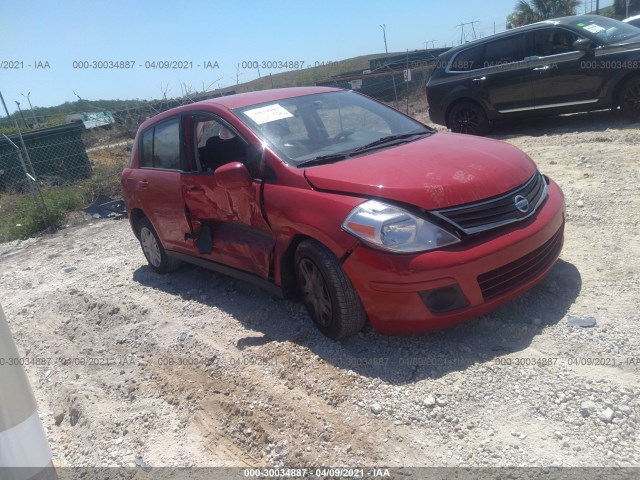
[0,121,131,243]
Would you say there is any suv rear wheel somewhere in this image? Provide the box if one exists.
[447,101,489,135]
[295,239,366,340]
[137,217,181,274]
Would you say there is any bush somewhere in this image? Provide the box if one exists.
[0,187,83,242]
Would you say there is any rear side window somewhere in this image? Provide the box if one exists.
[140,129,153,167]
[139,118,182,170]
[483,35,525,67]
[449,44,485,72]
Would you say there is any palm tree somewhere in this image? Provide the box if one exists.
[507,0,581,28]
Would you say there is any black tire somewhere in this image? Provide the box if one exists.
[137,217,181,274]
[620,76,640,121]
[295,239,366,340]
[447,101,489,135]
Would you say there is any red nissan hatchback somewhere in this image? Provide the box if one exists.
[121,87,565,339]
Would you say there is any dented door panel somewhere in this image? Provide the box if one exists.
[181,173,274,279]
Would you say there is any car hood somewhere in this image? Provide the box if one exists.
[303,132,538,210]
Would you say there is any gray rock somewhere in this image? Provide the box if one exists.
[54,411,65,427]
[599,408,615,423]
[371,403,383,415]
[567,315,596,328]
[581,400,597,417]
[423,395,436,408]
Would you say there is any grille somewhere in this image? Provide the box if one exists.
[477,225,564,301]
[433,171,547,234]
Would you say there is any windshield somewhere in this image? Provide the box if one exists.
[233,90,432,166]
[574,17,640,44]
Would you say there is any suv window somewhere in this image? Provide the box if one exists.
[531,28,580,57]
[449,44,485,72]
[139,118,182,170]
[483,35,525,67]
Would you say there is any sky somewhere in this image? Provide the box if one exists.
[0,0,613,113]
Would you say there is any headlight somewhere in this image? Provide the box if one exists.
[342,200,460,253]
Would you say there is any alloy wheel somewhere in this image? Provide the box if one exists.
[298,258,333,327]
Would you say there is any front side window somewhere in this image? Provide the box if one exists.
[531,29,580,57]
[233,90,431,166]
[192,116,248,172]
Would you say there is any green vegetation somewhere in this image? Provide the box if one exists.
[507,0,640,26]
[0,186,83,242]
[507,0,581,27]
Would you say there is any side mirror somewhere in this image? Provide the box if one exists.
[214,162,252,188]
[573,38,592,53]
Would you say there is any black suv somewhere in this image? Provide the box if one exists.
[426,15,640,135]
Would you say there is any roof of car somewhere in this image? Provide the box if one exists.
[623,14,640,22]
[194,86,342,109]
[442,15,612,54]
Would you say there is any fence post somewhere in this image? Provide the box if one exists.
[2,134,50,231]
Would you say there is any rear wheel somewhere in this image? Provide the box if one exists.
[295,240,366,340]
[620,76,640,120]
[447,101,489,135]
[137,217,181,274]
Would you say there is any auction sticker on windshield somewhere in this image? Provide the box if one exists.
[243,104,293,124]
[583,24,606,34]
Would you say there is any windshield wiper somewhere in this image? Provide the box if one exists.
[350,131,432,154]
[296,153,350,168]
[296,131,433,168]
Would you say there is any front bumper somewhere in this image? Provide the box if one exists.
[342,179,565,335]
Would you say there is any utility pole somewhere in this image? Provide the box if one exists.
[457,23,466,44]
[470,20,479,40]
[424,40,436,50]
[456,21,479,44]
[596,0,599,14]
[15,101,28,128]
[380,24,389,53]
[21,92,38,127]
[380,24,399,109]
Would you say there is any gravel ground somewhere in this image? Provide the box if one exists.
[0,110,638,469]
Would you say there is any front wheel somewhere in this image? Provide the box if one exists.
[295,240,366,340]
[447,101,489,135]
[620,76,640,120]
[137,217,181,274]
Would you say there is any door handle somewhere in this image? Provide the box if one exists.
[532,65,550,71]
[472,76,487,82]
[138,180,149,189]
[186,185,204,192]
